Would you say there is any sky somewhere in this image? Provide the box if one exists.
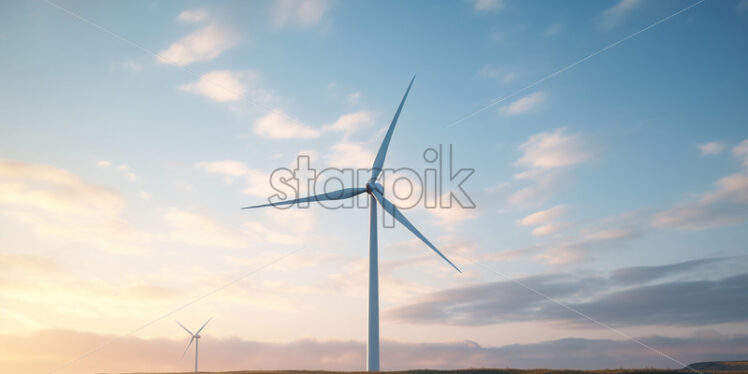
[1,0,748,373]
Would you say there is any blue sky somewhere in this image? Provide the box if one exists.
[1,0,748,373]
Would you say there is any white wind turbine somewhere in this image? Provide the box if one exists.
[242,76,460,371]
[176,318,211,373]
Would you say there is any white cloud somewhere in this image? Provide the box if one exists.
[471,0,504,12]
[97,160,111,168]
[501,91,546,115]
[519,205,570,226]
[120,60,143,72]
[195,160,250,177]
[178,9,208,23]
[322,110,374,136]
[478,65,516,84]
[652,172,748,230]
[598,0,642,29]
[253,110,320,139]
[542,22,563,37]
[733,139,748,166]
[272,0,330,28]
[179,70,250,103]
[653,139,748,230]
[0,160,153,254]
[506,129,589,207]
[346,92,361,105]
[698,141,726,156]
[117,164,136,182]
[156,24,238,66]
[517,128,589,169]
[164,210,247,248]
[193,160,277,198]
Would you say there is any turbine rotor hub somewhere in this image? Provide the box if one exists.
[365,181,384,195]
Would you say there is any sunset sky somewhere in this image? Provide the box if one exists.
[1,0,748,373]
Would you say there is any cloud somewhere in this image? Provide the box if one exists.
[501,91,546,115]
[506,129,589,207]
[0,160,124,219]
[179,70,255,103]
[598,0,643,29]
[733,139,748,166]
[194,159,275,197]
[253,110,320,139]
[0,253,64,276]
[178,9,208,23]
[387,258,748,328]
[346,92,361,105]
[517,128,589,169]
[471,0,504,13]
[195,160,250,177]
[6,329,748,373]
[120,60,143,72]
[322,110,374,137]
[698,141,726,156]
[542,22,564,37]
[163,209,247,248]
[610,257,730,285]
[97,160,111,168]
[519,205,570,226]
[0,160,155,254]
[477,65,516,84]
[157,24,238,66]
[271,0,331,28]
[519,205,571,237]
[652,172,748,230]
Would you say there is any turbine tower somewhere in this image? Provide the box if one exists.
[177,318,211,373]
[242,76,460,371]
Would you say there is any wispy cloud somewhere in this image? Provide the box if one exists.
[271,0,331,28]
[322,110,374,137]
[253,110,320,139]
[388,257,748,327]
[598,0,643,29]
[470,0,504,13]
[6,328,748,373]
[653,139,748,230]
[478,65,517,84]
[516,128,589,169]
[178,9,209,23]
[698,141,726,156]
[500,91,546,115]
[157,24,238,66]
[506,129,589,207]
[180,70,250,103]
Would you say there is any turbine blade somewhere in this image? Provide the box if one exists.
[196,317,212,335]
[371,189,461,273]
[181,336,195,359]
[369,75,416,183]
[176,320,193,336]
[241,187,366,209]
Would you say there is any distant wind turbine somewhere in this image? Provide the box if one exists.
[177,318,211,373]
[242,76,460,371]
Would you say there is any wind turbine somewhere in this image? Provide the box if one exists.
[177,318,211,373]
[241,76,461,371]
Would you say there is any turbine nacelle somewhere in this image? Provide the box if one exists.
[365,181,384,195]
